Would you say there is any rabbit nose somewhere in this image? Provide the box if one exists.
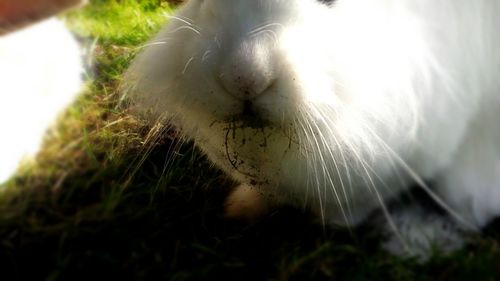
[219,40,276,100]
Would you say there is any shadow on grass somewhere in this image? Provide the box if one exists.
[1,131,499,280]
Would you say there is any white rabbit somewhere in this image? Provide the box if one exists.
[125,0,500,256]
[0,1,84,184]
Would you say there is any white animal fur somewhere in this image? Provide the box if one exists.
[0,19,83,183]
[126,0,500,254]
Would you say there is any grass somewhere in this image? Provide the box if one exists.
[1,0,500,280]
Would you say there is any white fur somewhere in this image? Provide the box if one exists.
[0,18,83,184]
[126,0,500,252]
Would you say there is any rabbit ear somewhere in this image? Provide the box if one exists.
[0,0,85,34]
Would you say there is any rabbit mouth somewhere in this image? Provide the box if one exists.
[223,101,272,129]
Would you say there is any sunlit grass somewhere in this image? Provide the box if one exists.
[68,0,173,45]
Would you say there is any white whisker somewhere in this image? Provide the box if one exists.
[201,50,212,62]
[311,104,356,224]
[182,57,195,75]
[364,125,478,231]
[168,25,201,36]
[341,133,412,254]
[133,39,172,51]
[247,22,284,36]
[167,15,200,29]
[303,107,350,226]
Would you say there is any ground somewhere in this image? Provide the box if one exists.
[1,0,499,280]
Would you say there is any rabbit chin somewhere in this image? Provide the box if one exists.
[0,18,82,184]
[173,103,403,226]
